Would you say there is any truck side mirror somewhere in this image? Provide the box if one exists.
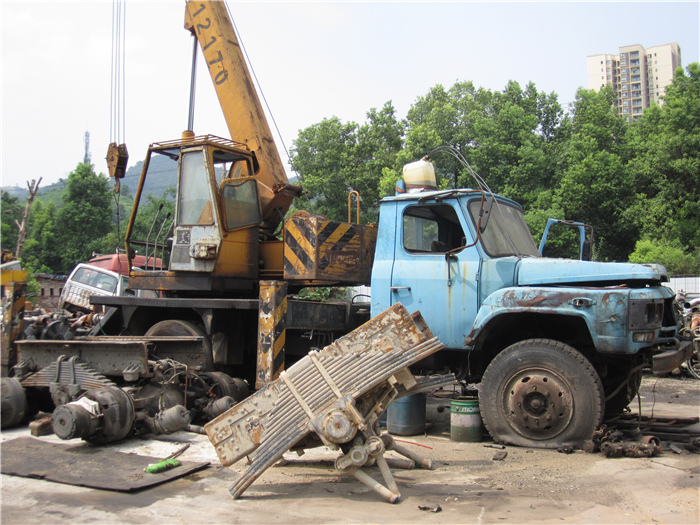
[582,239,592,261]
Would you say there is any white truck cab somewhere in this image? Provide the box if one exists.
[59,264,131,314]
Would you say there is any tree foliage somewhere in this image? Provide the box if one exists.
[1,192,23,253]
[290,102,404,223]
[627,63,700,254]
[20,164,114,274]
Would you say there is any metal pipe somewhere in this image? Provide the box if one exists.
[351,467,399,504]
[187,34,198,132]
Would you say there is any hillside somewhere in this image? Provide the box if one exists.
[3,154,297,206]
[1,155,178,207]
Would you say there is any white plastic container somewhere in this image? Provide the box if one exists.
[402,159,437,191]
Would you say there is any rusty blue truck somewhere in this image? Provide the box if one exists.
[371,159,690,448]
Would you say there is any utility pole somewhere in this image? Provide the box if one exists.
[84,131,92,164]
[15,178,42,259]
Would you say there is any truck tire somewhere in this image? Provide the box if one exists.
[479,339,604,449]
[199,372,249,403]
[145,319,214,371]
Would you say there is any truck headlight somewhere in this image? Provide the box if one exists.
[632,331,655,343]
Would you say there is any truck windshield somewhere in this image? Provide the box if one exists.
[466,199,540,257]
[72,267,118,293]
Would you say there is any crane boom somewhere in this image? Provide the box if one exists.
[184,1,301,235]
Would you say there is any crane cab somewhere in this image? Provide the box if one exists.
[125,135,263,294]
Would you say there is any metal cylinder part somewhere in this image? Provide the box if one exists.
[1,377,28,429]
[147,405,191,435]
[321,409,357,444]
[53,397,101,440]
[203,396,236,420]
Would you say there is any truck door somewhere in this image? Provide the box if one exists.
[390,202,479,349]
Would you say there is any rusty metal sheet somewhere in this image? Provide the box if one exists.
[256,281,287,389]
[652,339,693,375]
[467,285,677,355]
[1,436,209,492]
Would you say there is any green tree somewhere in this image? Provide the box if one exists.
[1,192,23,253]
[56,163,114,273]
[353,102,405,221]
[21,201,63,273]
[628,239,700,275]
[398,80,568,213]
[627,63,700,253]
[556,87,636,261]
[291,117,359,221]
[290,103,404,223]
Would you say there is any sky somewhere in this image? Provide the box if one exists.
[1,0,699,190]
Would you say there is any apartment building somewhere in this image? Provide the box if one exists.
[587,43,682,120]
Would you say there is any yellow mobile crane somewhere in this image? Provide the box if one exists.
[122,1,375,291]
[87,0,376,388]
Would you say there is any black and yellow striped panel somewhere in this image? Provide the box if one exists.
[255,281,287,390]
[284,217,364,281]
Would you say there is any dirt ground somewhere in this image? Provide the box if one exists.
[1,373,699,524]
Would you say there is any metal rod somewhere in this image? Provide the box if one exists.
[187,34,198,132]
[352,467,399,503]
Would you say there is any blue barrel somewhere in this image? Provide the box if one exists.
[450,396,482,442]
[387,393,426,436]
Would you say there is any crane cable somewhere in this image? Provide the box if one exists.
[109,0,127,257]
[110,0,126,146]
[224,2,296,178]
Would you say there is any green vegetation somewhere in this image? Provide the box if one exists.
[2,64,698,275]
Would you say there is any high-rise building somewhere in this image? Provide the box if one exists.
[586,43,682,121]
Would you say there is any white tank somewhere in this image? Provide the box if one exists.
[403,160,437,191]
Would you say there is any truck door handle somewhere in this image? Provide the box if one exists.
[390,286,411,292]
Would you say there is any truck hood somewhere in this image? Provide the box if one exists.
[516,258,668,286]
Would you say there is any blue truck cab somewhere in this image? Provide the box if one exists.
[371,184,690,448]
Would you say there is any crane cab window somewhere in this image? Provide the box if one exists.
[222,179,261,230]
[179,151,214,225]
[212,149,253,190]
[403,204,465,253]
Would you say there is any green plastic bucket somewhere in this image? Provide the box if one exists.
[450,396,482,442]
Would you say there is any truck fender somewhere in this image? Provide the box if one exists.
[464,287,626,354]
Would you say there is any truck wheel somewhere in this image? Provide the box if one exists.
[145,319,214,371]
[199,372,249,403]
[480,339,604,449]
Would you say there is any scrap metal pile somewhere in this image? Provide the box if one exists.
[205,303,444,503]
